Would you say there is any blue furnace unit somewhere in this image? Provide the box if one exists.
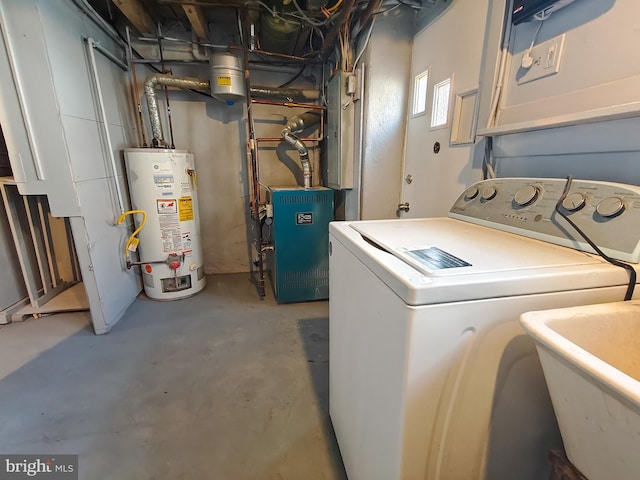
[267,186,334,303]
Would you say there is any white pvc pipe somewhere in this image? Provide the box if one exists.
[486,0,514,129]
[86,37,125,215]
[91,39,128,71]
[357,63,366,219]
[72,0,126,49]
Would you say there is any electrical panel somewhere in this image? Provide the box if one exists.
[326,72,355,190]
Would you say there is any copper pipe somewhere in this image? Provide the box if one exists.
[160,0,244,6]
[252,49,309,62]
[251,99,325,110]
[127,26,148,147]
[238,5,266,298]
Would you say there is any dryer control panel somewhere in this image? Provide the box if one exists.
[449,177,640,263]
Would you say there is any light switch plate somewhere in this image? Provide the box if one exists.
[517,33,566,85]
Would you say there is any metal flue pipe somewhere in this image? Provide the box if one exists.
[281,111,322,188]
[144,74,210,146]
[250,86,320,101]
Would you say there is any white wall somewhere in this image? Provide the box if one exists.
[479,0,640,133]
[357,7,414,220]
[478,0,640,184]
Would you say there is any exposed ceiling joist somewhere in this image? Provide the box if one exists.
[181,2,209,40]
[112,0,155,34]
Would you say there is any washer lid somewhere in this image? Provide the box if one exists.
[330,218,632,305]
[351,218,600,275]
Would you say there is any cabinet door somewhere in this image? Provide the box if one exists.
[0,16,41,189]
[0,0,80,216]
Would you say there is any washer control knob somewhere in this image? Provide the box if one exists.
[561,192,586,212]
[514,185,539,207]
[481,186,497,201]
[464,186,479,200]
[596,197,625,218]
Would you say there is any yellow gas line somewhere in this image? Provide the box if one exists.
[117,209,147,258]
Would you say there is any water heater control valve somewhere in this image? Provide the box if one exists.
[167,253,183,270]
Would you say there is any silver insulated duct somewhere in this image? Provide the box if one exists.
[281,111,322,188]
[144,74,210,147]
[249,86,320,101]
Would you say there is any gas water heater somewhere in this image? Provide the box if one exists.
[124,149,206,300]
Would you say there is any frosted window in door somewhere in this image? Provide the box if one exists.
[412,70,429,116]
[431,78,451,127]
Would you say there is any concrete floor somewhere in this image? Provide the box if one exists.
[0,274,347,480]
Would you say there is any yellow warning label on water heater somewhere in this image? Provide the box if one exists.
[217,75,232,86]
[178,196,194,221]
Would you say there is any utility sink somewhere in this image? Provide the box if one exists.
[520,301,640,480]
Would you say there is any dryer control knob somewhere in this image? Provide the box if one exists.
[596,197,625,218]
[481,186,497,201]
[561,192,586,212]
[514,185,539,206]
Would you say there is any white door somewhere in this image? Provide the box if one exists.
[400,0,490,218]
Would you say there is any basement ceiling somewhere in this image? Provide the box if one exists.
[88,0,434,58]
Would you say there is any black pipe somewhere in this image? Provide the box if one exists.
[238,5,266,299]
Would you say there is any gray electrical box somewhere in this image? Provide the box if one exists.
[326,72,355,190]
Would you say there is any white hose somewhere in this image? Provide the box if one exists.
[486,0,514,129]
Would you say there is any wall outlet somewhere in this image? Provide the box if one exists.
[517,33,566,85]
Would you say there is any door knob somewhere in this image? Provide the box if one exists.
[398,202,410,212]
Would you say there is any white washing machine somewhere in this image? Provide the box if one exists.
[329,177,640,480]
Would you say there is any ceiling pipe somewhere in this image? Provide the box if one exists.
[250,86,320,101]
[144,74,210,146]
[281,111,322,188]
[72,0,126,49]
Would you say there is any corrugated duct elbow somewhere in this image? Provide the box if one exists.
[281,111,322,188]
[144,74,210,147]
